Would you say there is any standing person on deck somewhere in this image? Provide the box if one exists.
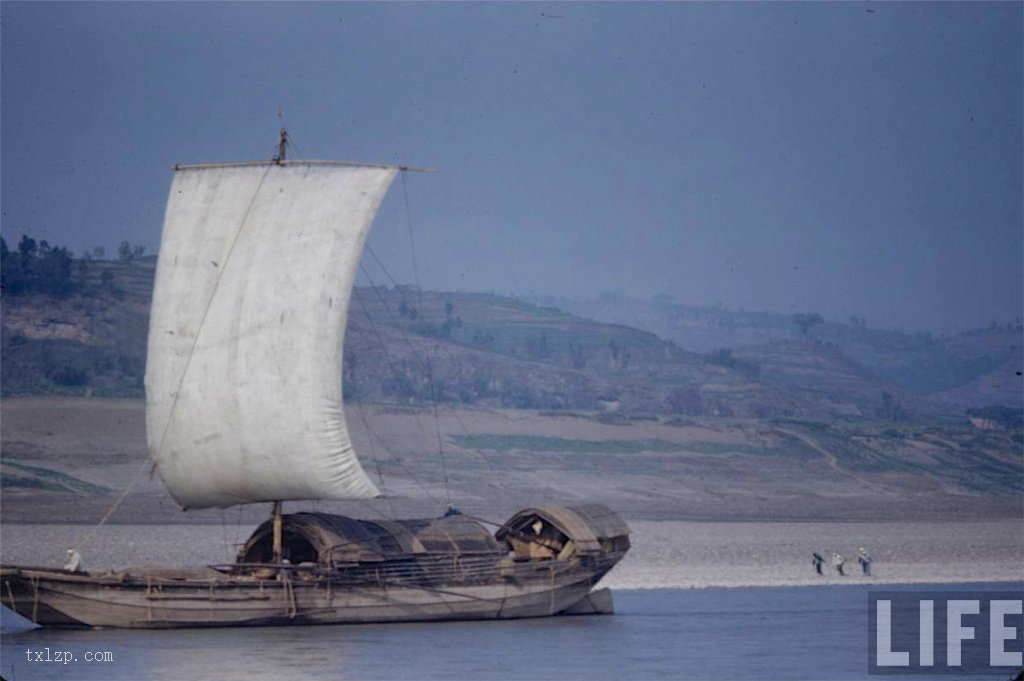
[857,548,872,576]
[63,549,83,573]
[832,552,845,576]
[812,552,824,576]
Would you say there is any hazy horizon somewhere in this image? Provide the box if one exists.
[2,2,1020,336]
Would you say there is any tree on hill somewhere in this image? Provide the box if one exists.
[0,235,75,297]
[877,391,908,422]
[118,241,146,261]
[792,312,824,338]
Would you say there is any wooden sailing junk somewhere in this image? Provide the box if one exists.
[1,138,630,628]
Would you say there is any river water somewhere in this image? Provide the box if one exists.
[2,582,1020,681]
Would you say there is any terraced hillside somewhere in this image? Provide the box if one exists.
[561,296,1024,411]
[0,256,994,423]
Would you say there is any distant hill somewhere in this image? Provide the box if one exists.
[1,255,1017,425]
[556,295,1023,411]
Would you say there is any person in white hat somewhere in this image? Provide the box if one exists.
[857,547,872,576]
[63,548,83,573]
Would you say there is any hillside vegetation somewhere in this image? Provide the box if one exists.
[1,245,1020,428]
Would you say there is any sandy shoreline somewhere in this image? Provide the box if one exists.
[603,519,1023,589]
[3,398,1021,595]
[3,519,1020,591]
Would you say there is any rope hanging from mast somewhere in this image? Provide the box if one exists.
[400,171,452,508]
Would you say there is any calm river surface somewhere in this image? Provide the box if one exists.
[2,583,1020,681]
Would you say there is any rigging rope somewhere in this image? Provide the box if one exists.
[397,173,450,507]
[401,173,423,300]
[360,246,506,490]
[70,457,149,556]
[285,133,305,161]
[352,272,448,506]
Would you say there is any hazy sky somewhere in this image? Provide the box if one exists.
[2,2,1020,334]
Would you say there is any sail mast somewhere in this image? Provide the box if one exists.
[272,131,288,567]
[274,127,288,164]
[271,501,283,565]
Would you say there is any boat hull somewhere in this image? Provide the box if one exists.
[1,560,617,629]
[3,505,630,629]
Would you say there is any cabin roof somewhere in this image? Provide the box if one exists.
[237,512,501,565]
[495,504,630,553]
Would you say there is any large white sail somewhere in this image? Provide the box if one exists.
[146,161,397,509]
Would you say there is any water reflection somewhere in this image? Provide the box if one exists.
[2,609,625,681]
[3,586,1017,680]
